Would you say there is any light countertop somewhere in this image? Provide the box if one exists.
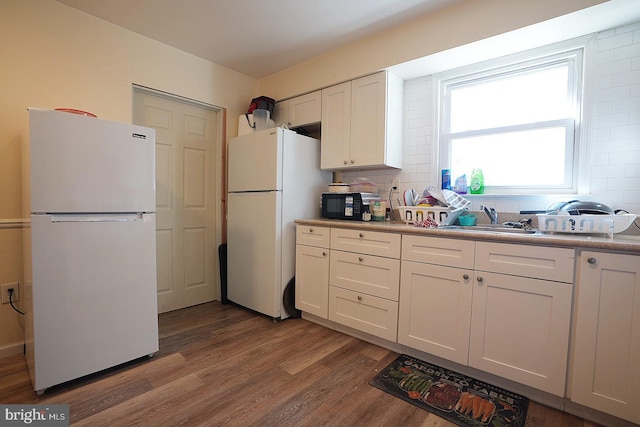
[295,218,640,253]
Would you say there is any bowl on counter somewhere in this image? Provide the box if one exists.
[328,183,351,193]
[457,214,477,226]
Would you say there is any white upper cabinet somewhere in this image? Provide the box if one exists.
[273,91,321,129]
[321,71,403,170]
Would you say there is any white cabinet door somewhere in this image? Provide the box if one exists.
[295,244,329,318]
[398,260,473,365]
[321,82,351,169]
[571,251,640,424]
[288,91,321,127]
[469,271,572,396]
[350,72,387,168]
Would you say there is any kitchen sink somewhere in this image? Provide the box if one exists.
[441,224,539,234]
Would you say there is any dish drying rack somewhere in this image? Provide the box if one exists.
[397,206,465,226]
[537,214,637,234]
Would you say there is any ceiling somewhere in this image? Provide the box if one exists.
[55,0,464,79]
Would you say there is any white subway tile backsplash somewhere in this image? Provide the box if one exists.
[611,69,640,86]
[610,150,640,164]
[596,85,630,102]
[596,59,632,77]
[593,112,629,128]
[611,97,640,113]
[615,43,640,61]
[598,31,634,51]
[611,124,640,139]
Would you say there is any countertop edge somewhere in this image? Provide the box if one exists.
[294,219,640,253]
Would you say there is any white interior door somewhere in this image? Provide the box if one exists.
[133,89,220,313]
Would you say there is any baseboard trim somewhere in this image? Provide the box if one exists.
[0,341,24,360]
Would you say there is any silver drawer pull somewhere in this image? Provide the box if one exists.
[359,233,364,238]
[358,257,363,262]
[476,276,484,283]
[357,295,362,301]
[587,257,597,265]
[309,228,314,233]
[322,251,327,256]
[463,274,469,280]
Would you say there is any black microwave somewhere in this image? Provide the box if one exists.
[321,192,379,220]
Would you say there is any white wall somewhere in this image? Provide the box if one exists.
[340,22,640,216]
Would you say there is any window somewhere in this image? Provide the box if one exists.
[437,48,584,194]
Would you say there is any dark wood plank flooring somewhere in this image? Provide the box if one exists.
[0,302,600,426]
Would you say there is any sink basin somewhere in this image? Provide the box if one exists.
[441,224,538,234]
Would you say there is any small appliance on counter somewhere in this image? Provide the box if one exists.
[321,192,380,221]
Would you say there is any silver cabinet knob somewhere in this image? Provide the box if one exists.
[322,251,327,256]
[477,276,484,283]
[587,257,597,265]
[343,160,348,165]
[358,257,363,262]
[359,233,364,238]
[463,274,469,280]
[350,159,355,164]
[357,295,362,301]
[309,228,314,233]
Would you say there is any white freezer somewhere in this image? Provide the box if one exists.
[227,128,283,193]
[27,214,159,392]
[28,109,155,213]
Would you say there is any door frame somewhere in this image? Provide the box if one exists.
[132,84,226,302]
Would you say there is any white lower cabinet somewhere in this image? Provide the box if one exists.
[468,270,573,396]
[399,260,473,365]
[295,226,330,318]
[570,251,640,424]
[398,236,574,396]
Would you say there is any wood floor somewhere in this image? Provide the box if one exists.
[0,302,601,426]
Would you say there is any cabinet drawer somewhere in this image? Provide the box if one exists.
[402,235,475,269]
[329,286,398,342]
[330,249,400,300]
[296,225,330,248]
[331,228,401,258]
[475,242,575,283]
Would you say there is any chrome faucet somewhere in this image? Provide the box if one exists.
[483,206,498,224]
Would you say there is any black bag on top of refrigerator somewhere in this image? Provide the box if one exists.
[247,96,275,116]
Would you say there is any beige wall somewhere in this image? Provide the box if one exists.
[0,0,258,357]
[259,0,606,99]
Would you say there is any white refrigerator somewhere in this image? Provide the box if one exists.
[24,109,159,394]
[227,128,330,320]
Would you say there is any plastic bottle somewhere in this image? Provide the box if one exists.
[453,174,467,194]
[441,169,451,190]
[469,168,484,194]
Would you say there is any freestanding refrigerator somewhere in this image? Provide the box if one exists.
[24,108,159,394]
[227,127,330,320]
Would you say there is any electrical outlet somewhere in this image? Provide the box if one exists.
[1,283,19,304]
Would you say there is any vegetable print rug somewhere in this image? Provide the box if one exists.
[370,354,528,427]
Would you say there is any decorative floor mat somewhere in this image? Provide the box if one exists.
[370,354,528,427]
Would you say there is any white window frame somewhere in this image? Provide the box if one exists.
[434,38,592,195]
